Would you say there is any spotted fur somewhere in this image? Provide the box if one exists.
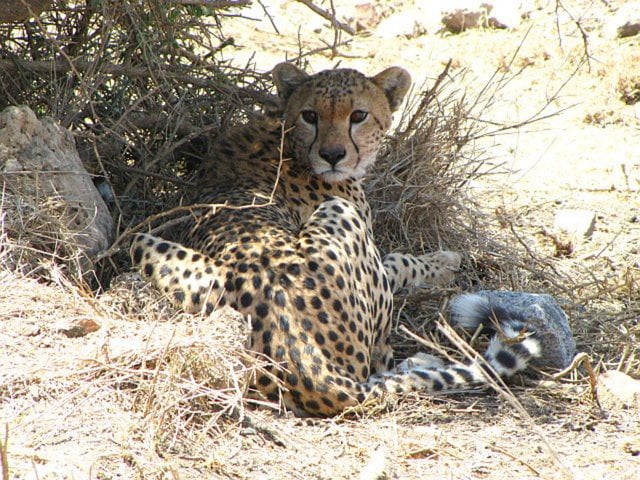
[131,63,540,416]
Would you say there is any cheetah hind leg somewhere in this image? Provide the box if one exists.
[383,251,461,294]
[130,233,225,314]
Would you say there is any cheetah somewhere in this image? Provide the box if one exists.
[131,63,541,416]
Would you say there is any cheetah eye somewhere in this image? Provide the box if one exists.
[350,110,368,124]
[301,110,318,125]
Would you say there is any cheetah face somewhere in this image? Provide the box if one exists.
[273,63,411,182]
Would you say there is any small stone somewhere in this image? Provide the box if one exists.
[441,7,484,33]
[353,2,381,32]
[57,318,101,338]
[598,371,640,411]
[604,2,640,38]
[451,291,576,370]
[440,1,524,33]
[376,10,426,39]
[623,438,640,456]
[20,323,41,337]
[554,209,596,238]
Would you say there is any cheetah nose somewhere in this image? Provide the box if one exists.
[319,145,346,167]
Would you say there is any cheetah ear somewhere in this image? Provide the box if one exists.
[371,67,412,112]
[272,63,310,100]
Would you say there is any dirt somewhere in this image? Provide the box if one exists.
[1,1,639,479]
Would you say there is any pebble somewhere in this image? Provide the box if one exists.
[554,209,596,238]
[598,370,640,411]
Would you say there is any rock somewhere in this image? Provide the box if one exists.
[604,2,640,39]
[623,438,640,456]
[451,291,576,370]
[0,106,115,263]
[598,371,640,410]
[352,2,381,32]
[19,322,41,337]
[359,444,390,480]
[376,9,427,39]
[554,209,596,238]
[373,1,529,37]
[441,0,525,33]
[441,6,485,33]
[56,318,101,338]
[0,0,52,22]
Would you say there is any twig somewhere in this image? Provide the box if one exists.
[269,122,292,203]
[294,0,355,36]
[435,318,578,479]
[256,0,279,34]
[488,444,541,476]
[554,0,592,70]
[0,424,8,480]
[164,0,251,7]
[552,352,599,404]
[289,34,353,63]
[396,59,452,142]
[328,0,341,58]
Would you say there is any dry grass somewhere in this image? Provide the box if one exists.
[0,264,264,478]
[1,1,639,478]
[0,191,90,284]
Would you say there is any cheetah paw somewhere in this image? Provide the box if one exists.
[418,250,461,286]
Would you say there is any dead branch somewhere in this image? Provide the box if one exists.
[163,0,251,7]
[554,0,592,70]
[396,59,452,143]
[294,0,355,36]
[0,58,278,107]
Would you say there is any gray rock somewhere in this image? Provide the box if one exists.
[441,7,485,33]
[0,106,114,262]
[452,290,576,370]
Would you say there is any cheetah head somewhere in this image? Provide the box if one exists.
[273,63,411,182]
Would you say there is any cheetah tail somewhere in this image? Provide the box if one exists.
[450,292,541,377]
[365,293,541,396]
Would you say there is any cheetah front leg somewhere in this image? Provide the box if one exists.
[130,233,227,314]
[383,251,461,294]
